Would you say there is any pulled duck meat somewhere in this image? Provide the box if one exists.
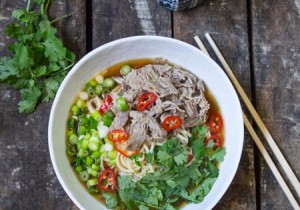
[111,62,210,151]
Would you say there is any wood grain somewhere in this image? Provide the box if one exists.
[252,0,300,209]
[0,0,86,209]
[173,0,257,209]
[92,0,171,47]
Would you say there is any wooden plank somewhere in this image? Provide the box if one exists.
[0,0,86,209]
[173,0,257,209]
[252,0,300,209]
[92,0,171,47]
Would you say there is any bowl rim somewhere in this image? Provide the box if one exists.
[48,35,244,210]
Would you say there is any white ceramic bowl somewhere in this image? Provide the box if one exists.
[48,36,244,210]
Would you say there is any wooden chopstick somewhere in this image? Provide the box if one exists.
[193,35,300,210]
[204,33,300,198]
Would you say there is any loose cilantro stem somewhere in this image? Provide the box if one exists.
[26,0,31,12]
[50,14,72,24]
[44,0,51,13]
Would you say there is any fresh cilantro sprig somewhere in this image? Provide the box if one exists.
[0,0,75,113]
[116,130,226,210]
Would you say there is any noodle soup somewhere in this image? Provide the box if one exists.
[66,59,226,209]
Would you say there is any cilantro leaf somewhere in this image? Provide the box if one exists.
[43,77,60,102]
[192,139,206,160]
[208,147,226,162]
[0,57,18,82]
[101,192,118,209]
[0,1,75,113]
[173,148,188,166]
[118,176,136,190]
[18,87,42,113]
[166,179,177,188]
[15,45,34,70]
[43,38,66,62]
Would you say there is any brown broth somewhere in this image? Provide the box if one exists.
[67,58,223,208]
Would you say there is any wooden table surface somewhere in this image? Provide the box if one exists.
[0,0,299,209]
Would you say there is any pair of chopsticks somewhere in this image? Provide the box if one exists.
[194,34,300,210]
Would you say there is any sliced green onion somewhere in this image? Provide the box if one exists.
[101,151,108,158]
[89,79,97,87]
[120,64,132,76]
[67,118,76,130]
[98,125,109,139]
[103,143,113,152]
[88,116,98,130]
[79,170,89,182]
[91,164,100,171]
[87,178,98,187]
[105,110,115,119]
[78,135,85,140]
[91,151,101,159]
[110,159,116,166]
[67,130,74,136]
[79,91,89,101]
[78,126,86,135]
[76,99,86,109]
[95,74,104,84]
[86,156,94,166]
[88,141,100,151]
[87,168,99,177]
[79,116,89,125]
[95,85,104,95]
[108,150,117,159]
[103,77,115,89]
[84,133,91,140]
[71,105,80,115]
[77,140,83,149]
[94,158,101,165]
[82,139,89,150]
[75,165,84,173]
[88,186,100,194]
[66,146,77,156]
[92,111,101,121]
[86,85,96,97]
[68,134,78,145]
[102,115,113,127]
[78,149,89,157]
[116,97,129,111]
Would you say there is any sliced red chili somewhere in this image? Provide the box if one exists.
[114,141,140,158]
[137,92,158,111]
[162,116,183,131]
[98,168,117,193]
[108,129,129,142]
[99,95,113,114]
[209,113,223,133]
[204,134,223,148]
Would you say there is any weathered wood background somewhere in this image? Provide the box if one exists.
[0,0,299,209]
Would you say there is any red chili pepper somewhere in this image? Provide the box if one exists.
[99,95,112,114]
[162,116,183,131]
[114,141,140,158]
[137,92,158,111]
[208,113,223,133]
[204,134,223,148]
[98,168,117,193]
[108,129,129,142]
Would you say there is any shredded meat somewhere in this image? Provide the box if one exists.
[112,62,210,151]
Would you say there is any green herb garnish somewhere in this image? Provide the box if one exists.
[115,126,226,210]
[0,0,75,113]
